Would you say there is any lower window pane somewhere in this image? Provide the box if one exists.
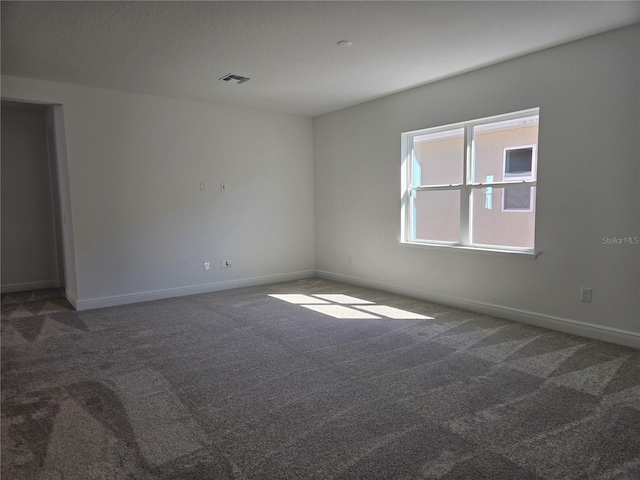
[413,190,460,242]
[503,186,532,210]
[471,186,536,248]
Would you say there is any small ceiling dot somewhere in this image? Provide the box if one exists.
[337,40,352,47]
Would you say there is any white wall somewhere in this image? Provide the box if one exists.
[1,77,315,309]
[1,103,62,292]
[314,25,640,346]
[2,26,637,346]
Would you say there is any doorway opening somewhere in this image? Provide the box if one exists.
[1,100,77,310]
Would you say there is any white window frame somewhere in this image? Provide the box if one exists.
[400,108,539,254]
[501,144,536,213]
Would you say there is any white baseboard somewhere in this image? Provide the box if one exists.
[1,280,62,294]
[75,270,316,311]
[317,270,640,349]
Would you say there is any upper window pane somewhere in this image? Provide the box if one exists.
[471,115,538,184]
[505,148,533,178]
[411,128,464,187]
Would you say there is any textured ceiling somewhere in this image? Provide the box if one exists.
[2,1,639,117]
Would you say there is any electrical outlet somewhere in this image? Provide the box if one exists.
[580,287,592,303]
[220,183,226,192]
[221,260,232,269]
[200,182,207,192]
[203,262,210,271]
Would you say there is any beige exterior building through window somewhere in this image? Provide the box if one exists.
[404,111,539,251]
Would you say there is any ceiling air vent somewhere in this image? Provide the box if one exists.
[219,74,250,84]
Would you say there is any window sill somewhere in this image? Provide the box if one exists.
[400,241,541,259]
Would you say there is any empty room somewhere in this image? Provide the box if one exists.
[1,1,639,479]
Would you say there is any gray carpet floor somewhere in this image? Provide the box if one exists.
[2,278,639,479]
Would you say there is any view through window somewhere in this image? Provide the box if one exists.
[401,108,539,251]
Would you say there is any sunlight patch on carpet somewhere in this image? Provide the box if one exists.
[302,304,381,319]
[269,294,329,304]
[269,293,433,320]
[312,294,374,305]
[355,305,431,319]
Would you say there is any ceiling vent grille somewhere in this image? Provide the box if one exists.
[219,74,250,84]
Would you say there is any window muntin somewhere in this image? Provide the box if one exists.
[402,109,539,252]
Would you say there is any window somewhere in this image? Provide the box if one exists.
[503,146,535,212]
[401,108,539,252]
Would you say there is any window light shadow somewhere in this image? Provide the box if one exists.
[268,294,433,320]
[302,304,381,319]
[312,294,373,305]
[355,305,430,319]
[269,294,329,305]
